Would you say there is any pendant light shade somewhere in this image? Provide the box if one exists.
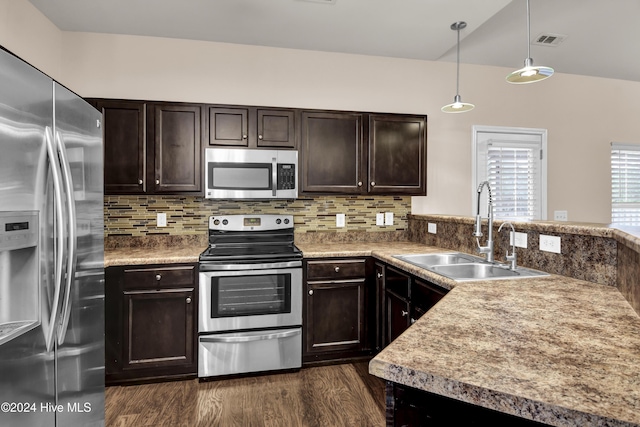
[441,21,474,113]
[506,0,554,84]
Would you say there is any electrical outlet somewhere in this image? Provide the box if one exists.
[428,223,437,234]
[336,213,345,228]
[554,210,568,221]
[513,231,528,248]
[157,212,167,227]
[384,212,394,226]
[539,234,561,253]
[376,213,385,226]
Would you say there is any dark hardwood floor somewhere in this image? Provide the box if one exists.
[105,362,386,427]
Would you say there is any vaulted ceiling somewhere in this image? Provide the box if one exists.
[28,0,640,82]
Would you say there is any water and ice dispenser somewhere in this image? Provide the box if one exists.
[0,211,39,345]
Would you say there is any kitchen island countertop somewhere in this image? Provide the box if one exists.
[299,241,640,427]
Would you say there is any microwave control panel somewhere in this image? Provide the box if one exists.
[277,164,296,190]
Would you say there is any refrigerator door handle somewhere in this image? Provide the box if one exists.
[55,131,77,345]
[44,126,65,353]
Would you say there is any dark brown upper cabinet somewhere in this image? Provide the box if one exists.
[93,99,203,195]
[301,111,426,196]
[301,111,366,194]
[148,103,202,193]
[96,100,146,194]
[368,114,426,195]
[207,106,296,149]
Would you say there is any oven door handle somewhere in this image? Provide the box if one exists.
[200,329,301,343]
[199,260,302,272]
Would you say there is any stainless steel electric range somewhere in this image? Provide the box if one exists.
[198,214,303,378]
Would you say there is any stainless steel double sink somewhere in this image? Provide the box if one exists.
[393,252,549,282]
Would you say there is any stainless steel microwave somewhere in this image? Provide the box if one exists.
[205,148,298,199]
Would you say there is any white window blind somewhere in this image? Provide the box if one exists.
[611,143,640,226]
[485,141,541,220]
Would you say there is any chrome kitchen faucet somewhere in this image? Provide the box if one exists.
[474,181,494,262]
[498,221,518,270]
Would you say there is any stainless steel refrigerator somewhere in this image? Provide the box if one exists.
[0,48,105,426]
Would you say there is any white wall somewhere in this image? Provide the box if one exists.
[4,0,640,224]
[0,0,62,81]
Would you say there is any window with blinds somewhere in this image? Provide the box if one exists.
[611,143,640,226]
[485,142,541,220]
[473,126,547,221]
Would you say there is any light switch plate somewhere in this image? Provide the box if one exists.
[428,223,437,234]
[376,213,385,226]
[539,234,561,253]
[384,212,393,226]
[336,213,346,228]
[157,212,167,227]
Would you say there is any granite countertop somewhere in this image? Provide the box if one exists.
[104,245,205,267]
[369,279,640,427]
[298,241,640,426]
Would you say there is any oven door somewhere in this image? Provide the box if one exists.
[199,261,302,333]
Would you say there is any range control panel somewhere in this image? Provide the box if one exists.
[0,211,38,251]
[209,214,293,231]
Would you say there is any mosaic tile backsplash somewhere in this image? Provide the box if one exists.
[104,195,411,237]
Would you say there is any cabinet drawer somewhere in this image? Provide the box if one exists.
[123,265,195,289]
[307,259,366,280]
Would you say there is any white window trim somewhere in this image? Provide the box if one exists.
[472,125,548,220]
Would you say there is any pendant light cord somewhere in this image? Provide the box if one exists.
[526,0,531,60]
[456,25,460,96]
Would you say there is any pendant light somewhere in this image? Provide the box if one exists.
[506,0,554,84]
[441,21,474,113]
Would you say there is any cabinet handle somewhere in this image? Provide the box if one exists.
[411,318,416,324]
[186,297,192,304]
[334,266,340,273]
[258,134,263,140]
[357,181,362,187]
[308,290,314,296]
[242,134,247,139]
[138,179,143,185]
[401,310,408,317]
[155,179,160,185]
[155,274,162,281]
[371,181,376,187]
[377,272,383,279]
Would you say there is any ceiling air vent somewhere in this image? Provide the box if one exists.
[533,33,567,47]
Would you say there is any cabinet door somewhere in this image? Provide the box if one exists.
[257,108,296,148]
[386,291,410,346]
[207,106,249,146]
[301,111,365,193]
[305,280,366,355]
[151,104,202,193]
[122,288,195,370]
[368,114,426,195]
[98,100,146,194]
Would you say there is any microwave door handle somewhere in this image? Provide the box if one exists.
[44,126,65,353]
[272,157,277,197]
[200,329,301,343]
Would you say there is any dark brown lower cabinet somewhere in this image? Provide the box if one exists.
[303,258,375,364]
[387,382,550,426]
[381,264,448,348]
[105,264,197,385]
